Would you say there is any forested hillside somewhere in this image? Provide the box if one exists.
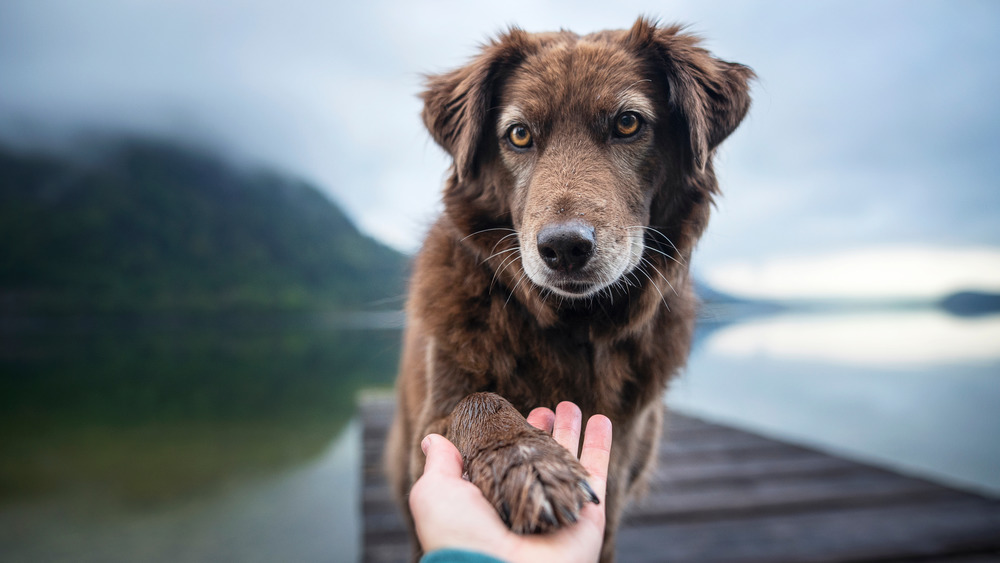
[0,139,408,313]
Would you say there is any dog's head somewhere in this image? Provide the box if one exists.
[423,18,752,301]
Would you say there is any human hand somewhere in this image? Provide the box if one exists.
[408,402,613,563]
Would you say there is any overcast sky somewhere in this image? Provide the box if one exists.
[2,0,998,298]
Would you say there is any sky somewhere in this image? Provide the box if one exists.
[1,0,999,300]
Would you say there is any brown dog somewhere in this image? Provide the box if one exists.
[387,17,752,561]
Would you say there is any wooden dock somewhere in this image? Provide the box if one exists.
[359,396,1000,562]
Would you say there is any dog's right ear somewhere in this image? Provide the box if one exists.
[422,29,534,183]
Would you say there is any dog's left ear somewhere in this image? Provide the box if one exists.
[422,29,535,183]
[626,18,754,171]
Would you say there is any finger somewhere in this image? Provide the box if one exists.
[527,407,555,433]
[552,401,583,457]
[578,415,613,501]
[419,434,465,479]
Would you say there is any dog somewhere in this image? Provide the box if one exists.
[386,17,752,561]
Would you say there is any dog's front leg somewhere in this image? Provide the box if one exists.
[446,392,600,534]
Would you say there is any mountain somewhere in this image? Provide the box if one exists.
[694,281,746,305]
[0,138,408,313]
[940,291,1000,317]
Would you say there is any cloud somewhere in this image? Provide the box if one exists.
[1,0,998,264]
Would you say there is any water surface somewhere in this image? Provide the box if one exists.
[2,308,996,562]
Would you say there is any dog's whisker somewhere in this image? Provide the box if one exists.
[491,254,517,286]
[483,233,521,261]
[538,287,550,306]
[629,271,644,292]
[481,246,521,265]
[494,232,521,250]
[461,227,518,243]
[489,250,519,292]
[505,270,530,308]
[642,244,683,266]
[493,232,521,245]
[660,238,686,266]
[641,256,678,298]
[610,277,631,300]
[635,261,670,311]
[626,225,687,266]
[491,250,522,295]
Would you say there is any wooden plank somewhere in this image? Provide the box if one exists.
[627,469,964,523]
[918,556,1000,563]
[362,543,409,563]
[651,450,865,487]
[359,396,1000,563]
[616,499,1000,563]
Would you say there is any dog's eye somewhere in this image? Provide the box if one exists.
[614,112,643,138]
[507,124,533,149]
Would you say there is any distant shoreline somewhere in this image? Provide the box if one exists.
[0,309,407,333]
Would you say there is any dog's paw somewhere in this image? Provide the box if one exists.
[471,430,599,533]
[447,392,599,534]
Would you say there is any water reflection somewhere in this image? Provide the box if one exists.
[0,319,401,562]
[0,423,361,563]
[706,310,1000,367]
[670,309,1000,497]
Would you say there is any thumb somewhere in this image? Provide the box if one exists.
[420,434,465,479]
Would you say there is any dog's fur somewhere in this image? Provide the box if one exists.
[387,17,752,561]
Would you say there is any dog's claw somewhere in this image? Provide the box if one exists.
[580,480,600,504]
[539,499,557,528]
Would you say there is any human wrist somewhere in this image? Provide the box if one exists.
[421,547,510,563]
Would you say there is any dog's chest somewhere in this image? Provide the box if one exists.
[486,323,641,416]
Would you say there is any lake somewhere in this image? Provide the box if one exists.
[1,308,997,562]
[673,308,1000,498]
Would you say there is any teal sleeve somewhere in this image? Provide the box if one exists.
[420,547,509,563]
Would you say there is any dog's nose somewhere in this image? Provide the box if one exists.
[536,221,595,272]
